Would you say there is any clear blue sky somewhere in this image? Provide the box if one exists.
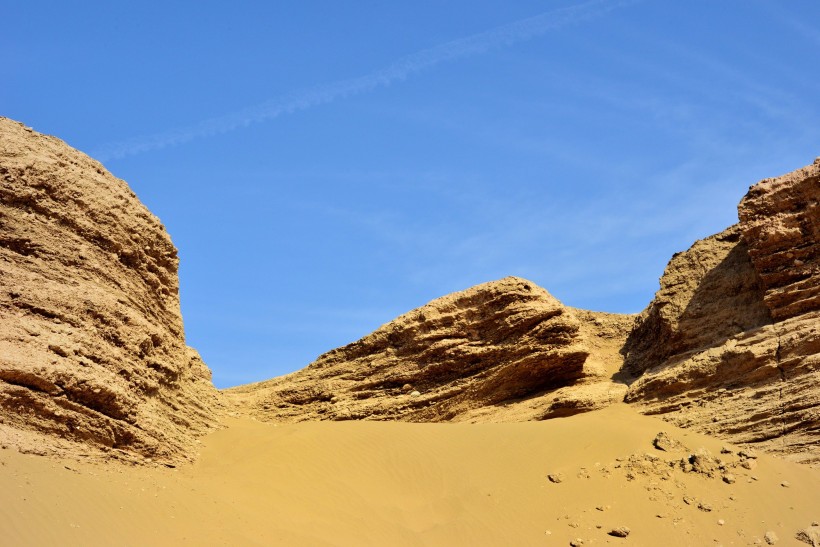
[5,1,819,387]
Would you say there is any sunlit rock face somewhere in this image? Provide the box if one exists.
[0,117,221,464]
[226,276,632,423]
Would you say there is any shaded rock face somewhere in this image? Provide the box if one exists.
[227,277,631,422]
[625,160,820,466]
[622,225,772,377]
[0,118,220,463]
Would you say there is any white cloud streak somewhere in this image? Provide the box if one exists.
[94,0,639,161]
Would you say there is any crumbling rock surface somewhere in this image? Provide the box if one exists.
[739,158,820,321]
[625,160,820,466]
[0,118,221,463]
[621,225,772,377]
[227,277,632,423]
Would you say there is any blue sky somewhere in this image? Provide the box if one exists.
[5,1,819,387]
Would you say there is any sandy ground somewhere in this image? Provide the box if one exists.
[1,405,818,546]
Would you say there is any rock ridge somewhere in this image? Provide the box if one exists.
[227,277,633,423]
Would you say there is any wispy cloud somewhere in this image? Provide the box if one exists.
[93,0,639,161]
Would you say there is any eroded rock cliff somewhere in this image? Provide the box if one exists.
[227,277,633,423]
[625,160,820,465]
[0,118,221,463]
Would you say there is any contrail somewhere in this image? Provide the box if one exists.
[94,0,638,161]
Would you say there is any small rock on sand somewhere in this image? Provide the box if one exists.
[764,530,778,544]
[722,473,736,484]
[795,524,820,546]
[410,391,421,397]
[653,431,688,452]
[608,526,630,538]
[569,538,584,546]
[739,449,758,459]
[548,473,565,484]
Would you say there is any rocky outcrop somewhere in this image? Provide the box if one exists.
[621,226,772,377]
[227,277,633,423]
[625,160,820,466]
[0,118,221,463]
[738,159,820,321]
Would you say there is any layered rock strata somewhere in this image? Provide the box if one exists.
[625,161,820,465]
[0,118,221,463]
[227,277,632,423]
[738,159,820,320]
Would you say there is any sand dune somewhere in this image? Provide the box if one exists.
[2,404,818,546]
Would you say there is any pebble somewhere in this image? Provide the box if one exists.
[548,473,565,484]
[764,530,778,544]
[608,526,630,538]
[409,391,421,397]
[780,481,790,488]
[569,539,584,546]
[717,519,725,526]
[722,473,736,484]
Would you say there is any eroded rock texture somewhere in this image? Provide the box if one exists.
[227,277,632,423]
[0,118,221,463]
[739,158,820,320]
[625,160,820,465]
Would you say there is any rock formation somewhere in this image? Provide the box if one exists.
[232,158,819,466]
[625,160,820,466]
[227,277,633,423]
[0,118,221,463]
[1,116,817,469]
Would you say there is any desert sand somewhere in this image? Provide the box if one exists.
[2,404,819,546]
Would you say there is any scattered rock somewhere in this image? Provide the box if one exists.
[653,431,688,452]
[795,524,820,546]
[608,526,630,538]
[722,473,736,484]
[548,473,565,484]
[781,481,790,488]
[764,531,779,544]
[741,459,758,470]
[569,539,584,547]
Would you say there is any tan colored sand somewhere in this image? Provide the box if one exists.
[2,404,818,546]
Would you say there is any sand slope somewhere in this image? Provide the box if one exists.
[2,405,818,546]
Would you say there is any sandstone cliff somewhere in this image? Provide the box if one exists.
[625,160,820,466]
[0,118,221,463]
[227,277,633,423]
